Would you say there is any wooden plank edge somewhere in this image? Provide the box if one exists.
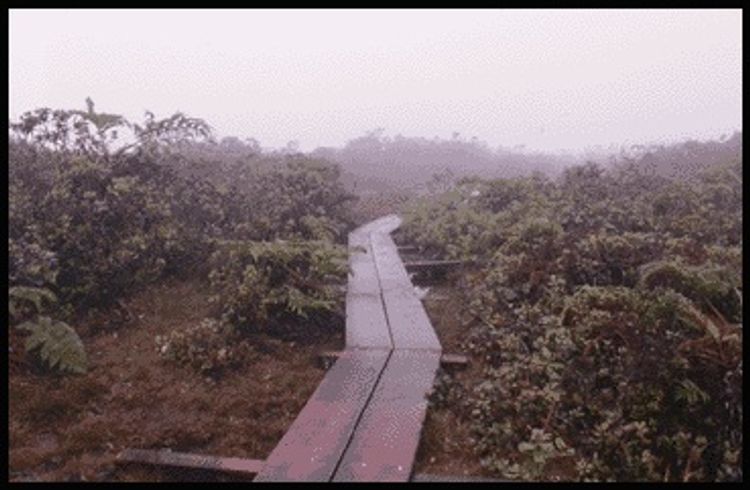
[403,259,468,270]
[319,351,467,368]
[116,448,264,476]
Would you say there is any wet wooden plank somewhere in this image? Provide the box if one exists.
[369,233,413,291]
[320,351,466,369]
[347,244,381,296]
[346,235,391,349]
[345,292,392,349]
[396,245,420,253]
[403,259,467,270]
[349,231,370,250]
[116,448,263,476]
[366,214,402,235]
[368,223,441,351]
[381,286,442,351]
[332,349,441,482]
[440,353,469,369]
[254,349,390,482]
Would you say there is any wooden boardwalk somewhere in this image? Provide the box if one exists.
[255,215,442,482]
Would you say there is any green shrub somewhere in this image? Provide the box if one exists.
[401,156,742,481]
[9,286,87,375]
[155,318,256,377]
[207,239,348,336]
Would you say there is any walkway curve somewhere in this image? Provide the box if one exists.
[254,215,442,482]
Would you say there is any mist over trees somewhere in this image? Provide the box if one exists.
[310,129,580,194]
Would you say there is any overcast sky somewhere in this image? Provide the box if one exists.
[9,9,742,152]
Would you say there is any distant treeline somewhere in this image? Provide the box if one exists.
[307,129,742,194]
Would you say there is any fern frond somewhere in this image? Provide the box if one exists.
[20,316,87,374]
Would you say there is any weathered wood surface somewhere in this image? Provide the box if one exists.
[368,229,441,351]
[319,351,467,369]
[345,293,391,349]
[254,349,390,482]
[403,259,467,270]
[346,227,391,349]
[260,214,442,482]
[347,246,381,296]
[380,286,441,351]
[116,448,264,476]
[332,349,442,482]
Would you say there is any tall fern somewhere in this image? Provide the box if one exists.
[9,286,87,374]
[17,317,88,374]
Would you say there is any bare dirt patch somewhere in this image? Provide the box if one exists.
[9,277,343,482]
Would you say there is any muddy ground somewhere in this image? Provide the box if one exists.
[8,278,343,482]
[9,270,487,481]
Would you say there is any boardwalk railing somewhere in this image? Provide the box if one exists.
[255,215,442,482]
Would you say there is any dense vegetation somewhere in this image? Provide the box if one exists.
[398,135,742,481]
[9,102,356,376]
[7,100,742,482]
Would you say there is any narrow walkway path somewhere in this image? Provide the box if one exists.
[255,215,442,482]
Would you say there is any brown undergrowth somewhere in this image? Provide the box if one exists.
[9,277,343,482]
[413,281,489,478]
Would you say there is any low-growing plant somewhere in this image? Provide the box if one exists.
[9,286,87,375]
[208,239,348,336]
[400,153,742,481]
[155,318,256,377]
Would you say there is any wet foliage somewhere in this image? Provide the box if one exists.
[9,102,356,375]
[401,140,742,481]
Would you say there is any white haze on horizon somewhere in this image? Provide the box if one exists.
[9,9,742,154]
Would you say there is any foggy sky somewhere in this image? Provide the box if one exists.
[9,9,742,153]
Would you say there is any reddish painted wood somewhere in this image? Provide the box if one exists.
[261,214,442,482]
[116,448,264,476]
[332,349,442,482]
[254,349,390,482]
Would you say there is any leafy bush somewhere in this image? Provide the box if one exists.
[207,239,348,336]
[402,149,742,481]
[638,261,742,322]
[463,286,741,481]
[9,101,357,377]
[155,318,256,377]
[18,317,88,375]
[9,286,87,374]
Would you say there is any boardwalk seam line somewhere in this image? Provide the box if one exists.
[330,230,396,479]
[328,348,393,480]
[368,231,396,349]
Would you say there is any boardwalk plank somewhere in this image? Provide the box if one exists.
[347,244,381,296]
[381,286,441,350]
[332,349,441,482]
[260,214,442,482]
[116,448,263,476]
[345,292,391,349]
[369,233,413,291]
[254,349,390,482]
